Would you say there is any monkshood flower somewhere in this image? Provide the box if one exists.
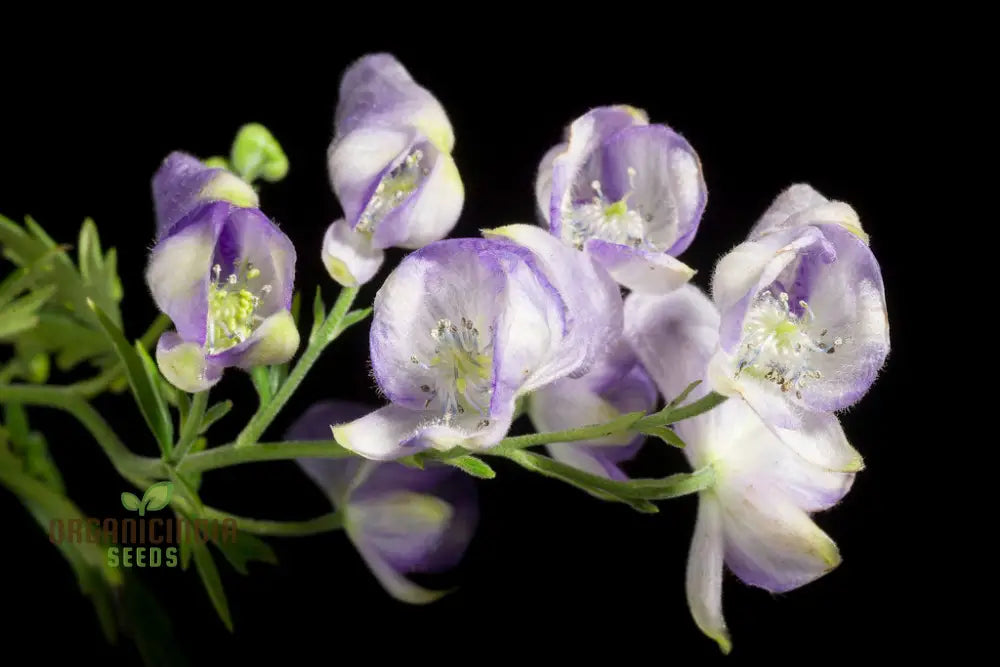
[536,105,706,293]
[709,184,889,430]
[528,338,657,480]
[335,230,623,460]
[324,53,463,288]
[147,152,298,393]
[289,401,477,604]
[626,285,856,653]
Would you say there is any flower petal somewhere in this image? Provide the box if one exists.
[322,218,385,288]
[750,184,868,244]
[686,496,731,654]
[328,125,414,228]
[586,239,695,294]
[155,331,222,393]
[146,205,226,344]
[485,224,622,386]
[600,124,706,256]
[718,481,842,593]
[549,106,648,236]
[332,404,431,461]
[375,148,463,250]
[625,284,720,403]
[335,53,454,152]
[535,142,566,225]
[152,152,257,239]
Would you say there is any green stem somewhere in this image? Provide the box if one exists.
[234,286,359,448]
[179,440,351,475]
[199,505,343,536]
[495,411,646,451]
[0,384,164,480]
[172,391,208,463]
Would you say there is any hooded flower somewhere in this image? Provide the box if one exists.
[709,184,889,430]
[147,152,298,393]
[626,285,857,653]
[536,105,706,293]
[324,53,464,287]
[334,231,623,460]
[528,337,657,480]
[289,400,478,604]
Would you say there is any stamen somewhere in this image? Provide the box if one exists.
[205,259,271,353]
[356,147,429,233]
[734,290,848,398]
[563,168,654,251]
[411,316,494,425]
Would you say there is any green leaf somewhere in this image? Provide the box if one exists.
[440,455,496,479]
[121,492,141,511]
[0,284,57,339]
[191,540,234,631]
[289,290,302,327]
[88,299,174,453]
[119,574,191,667]
[661,391,728,425]
[27,312,109,370]
[198,400,233,435]
[338,307,373,332]
[214,532,279,575]
[639,425,688,449]
[666,380,702,410]
[141,481,174,514]
[309,286,325,343]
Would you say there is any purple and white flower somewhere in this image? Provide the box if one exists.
[528,337,657,480]
[289,401,477,604]
[536,105,706,293]
[709,184,889,429]
[334,229,623,460]
[147,152,298,393]
[626,285,856,653]
[324,53,463,288]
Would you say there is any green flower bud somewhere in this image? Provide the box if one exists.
[231,123,289,184]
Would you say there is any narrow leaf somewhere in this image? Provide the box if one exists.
[639,425,688,449]
[191,541,234,631]
[198,400,233,435]
[440,455,496,479]
[337,307,373,332]
[665,380,702,410]
[213,533,279,575]
[309,286,325,343]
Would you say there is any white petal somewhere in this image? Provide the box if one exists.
[392,153,464,249]
[328,126,412,225]
[350,536,449,605]
[322,218,385,288]
[686,496,731,654]
[332,404,430,461]
[751,184,868,244]
[718,481,841,593]
[586,239,695,294]
[535,142,566,225]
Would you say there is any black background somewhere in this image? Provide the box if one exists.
[1,32,950,663]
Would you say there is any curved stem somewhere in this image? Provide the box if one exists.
[234,286,359,448]
[179,440,351,475]
[199,505,344,536]
[0,384,164,480]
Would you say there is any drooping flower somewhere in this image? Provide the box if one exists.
[334,231,623,460]
[709,184,889,430]
[323,53,463,288]
[528,337,657,480]
[626,285,857,653]
[289,400,477,604]
[147,152,298,393]
[536,105,706,293]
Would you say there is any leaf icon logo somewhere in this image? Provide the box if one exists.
[121,482,174,516]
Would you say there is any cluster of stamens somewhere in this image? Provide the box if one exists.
[356,148,429,233]
[410,317,494,426]
[206,261,271,353]
[735,290,846,399]
[563,167,654,250]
